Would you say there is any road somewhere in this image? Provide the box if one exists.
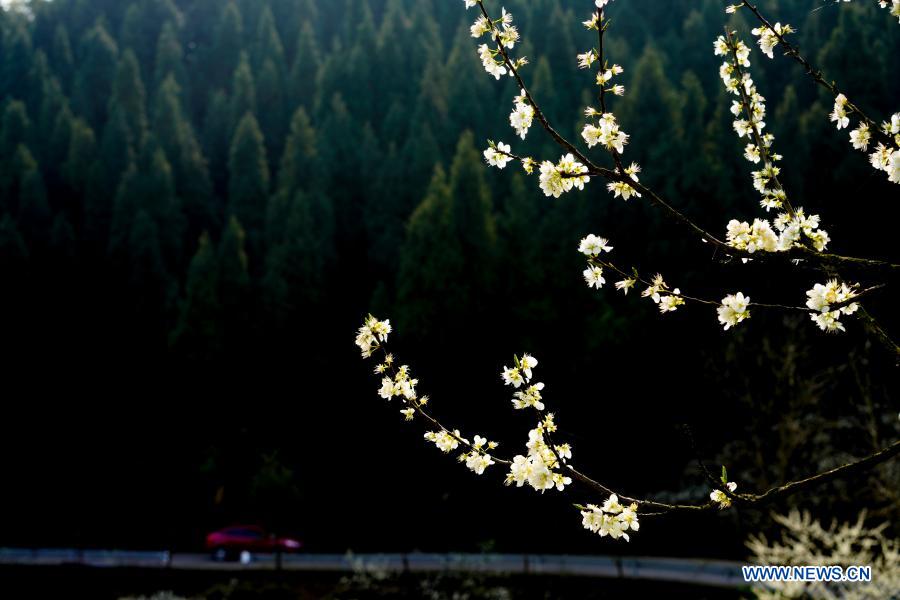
[0,549,751,588]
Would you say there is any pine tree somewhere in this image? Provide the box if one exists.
[0,100,30,162]
[203,90,233,197]
[288,21,320,110]
[127,209,176,339]
[217,215,252,355]
[73,22,118,130]
[0,21,33,100]
[171,231,222,361]
[396,166,463,339]
[264,107,334,328]
[109,135,184,271]
[119,0,180,77]
[16,149,52,250]
[230,52,257,125]
[252,4,286,74]
[396,132,497,341]
[153,75,217,245]
[50,24,74,92]
[209,1,244,92]
[154,20,187,91]
[109,49,148,143]
[227,112,269,264]
[256,58,286,166]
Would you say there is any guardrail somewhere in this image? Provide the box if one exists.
[0,549,749,588]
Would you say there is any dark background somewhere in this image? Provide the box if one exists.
[0,0,897,559]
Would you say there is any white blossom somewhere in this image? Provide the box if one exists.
[849,123,871,150]
[580,495,640,542]
[509,93,535,140]
[512,382,545,410]
[538,154,590,198]
[725,219,778,253]
[831,94,850,130]
[578,234,613,256]
[583,266,606,289]
[717,292,751,330]
[806,280,859,333]
[750,22,792,59]
[615,278,636,295]
[484,142,512,169]
[424,430,464,453]
[355,316,392,357]
[506,417,572,493]
[710,481,738,508]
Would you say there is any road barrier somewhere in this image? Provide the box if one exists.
[0,549,748,588]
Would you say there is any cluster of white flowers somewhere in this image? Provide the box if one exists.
[606,163,642,200]
[716,35,796,215]
[578,234,613,290]
[538,154,590,198]
[577,234,636,295]
[500,353,538,388]
[506,414,573,492]
[470,8,523,80]
[717,293,751,330]
[871,113,900,183]
[726,219,777,253]
[710,481,738,508]
[831,93,851,129]
[509,91,534,140]
[582,110,628,154]
[457,435,498,475]
[483,141,512,169]
[831,94,900,184]
[642,274,685,313]
[355,315,392,358]
[773,209,830,251]
[580,495,640,541]
[502,353,547,411]
[424,429,463,453]
[377,363,419,402]
[805,280,859,332]
[750,22,793,59]
[725,207,830,254]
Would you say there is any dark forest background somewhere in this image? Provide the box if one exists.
[0,0,897,558]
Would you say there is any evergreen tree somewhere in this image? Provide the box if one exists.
[109,49,147,142]
[230,52,257,125]
[154,20,187,91]
[0,100,30,162]
[203,89,233,197]
[73,22,118,130]
[252,4,286,75]
[50,24,74,91]
[209,1,244,92]
[227,112,269,264]
[256,58,286,166]
[109,135,184,271]
[153,75,217,244]
[217,216,252,355]
[397,132,497,340]
[171,231,222,361]
[288,21,320,110]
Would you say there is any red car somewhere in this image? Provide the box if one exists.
[205,525,302,561]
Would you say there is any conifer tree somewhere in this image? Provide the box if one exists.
[73,22,118,130]
[171,231,222,361]
[227,112,269,264]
